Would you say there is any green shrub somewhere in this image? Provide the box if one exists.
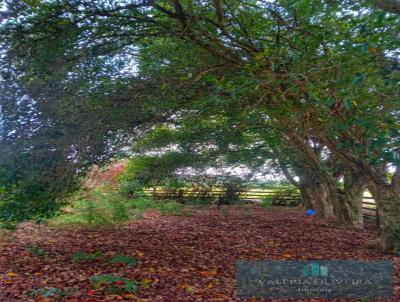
[50,191,132,227]
[186,198,212,206]
[72,251,103,262]
[128,197,157,210]
[157,201,184,215]
[109,198,131,222]
[26,287,66,299]
[118,180,144,197]
[0,221,17,230]
[90,274,138,294]
[218,177,247,205]
[0,154,77,224]
[260,199,273,209]
[76,198,110,226]
[0,186,62,223]
[90,191,131,223]
[262,186,302,207]
[117,155,178,194]
[153,179,187,201]
[190,181,215,202]
[27,244,48,259]
[110,254,137,266]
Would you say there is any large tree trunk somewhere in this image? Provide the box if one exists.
[326,186,364,229]
[372,188,400,252]
[297,173,364,228]
[299,177,335,218]
[297,167,364,228]
[279,149,363,227]
[368,181,400,253]
[305,168,365,229]
[332,194,364,229]
[280,162,335,217]
[278,125,365,228]
[340,171,365,229]
[318,136,400,252]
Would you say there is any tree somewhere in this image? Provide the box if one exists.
[131,87,366,227]
[1,0,399,251]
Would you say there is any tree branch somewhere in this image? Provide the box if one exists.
[280,162,301,188]
[214,0,225,31]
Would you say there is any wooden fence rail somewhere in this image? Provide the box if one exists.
[143,188,377,220]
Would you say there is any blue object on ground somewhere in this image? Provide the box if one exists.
[306,209,316,216]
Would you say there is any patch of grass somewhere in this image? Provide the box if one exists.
[27,243,48,259]
[185,199,212,207]
[109,198,131,222]
[49,191,132,228]
[26,287,65,299]
[78,198,110,226]
[157,201,183,215]
[128,197,157,210]
[90,274,138,294]
[110,254,137,266]
[260,200,273,209]
[72,251,103,262]
[50,191,197,228]
[157,201,193,216]
[26,287,78,299]
[0,221,17,231]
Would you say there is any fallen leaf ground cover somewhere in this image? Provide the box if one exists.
[0,206,398,302]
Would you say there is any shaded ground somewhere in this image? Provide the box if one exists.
[0,206,399,302]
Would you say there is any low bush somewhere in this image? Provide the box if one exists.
[153,180,187,202]
[72,251,103,262]
[77,198,110,226]
[110,254,137,266]
[189,180,215,201]
[262,186,302,207]
[109,198,131,222]
[128,197,157,210]
[0,221,17,230]
[260,199,273,209]
[186,198,212,206]
[155,201,193,216]
[27,244,48,259]
[118,180,145,197]
[49,191,132,227]
[90,274,138,294]
[157,201,184,215]
[26,287,67,299]
[51,190,197,227]
[218,177,247,205]
[0,186,62,224]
